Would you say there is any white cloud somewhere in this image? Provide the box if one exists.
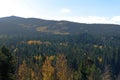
[45,16,120,24]
[60,8,71,13]
[112,16,120,22]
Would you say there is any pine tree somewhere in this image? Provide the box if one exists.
[0,46,16,80]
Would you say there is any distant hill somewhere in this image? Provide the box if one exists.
[0,16,120,36]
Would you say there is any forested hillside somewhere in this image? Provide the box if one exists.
[0,16,120,36]
[0,16,120,80]
[0,34,120,80]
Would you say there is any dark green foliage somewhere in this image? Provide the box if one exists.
[0,46,16,80]
[0,33,120,80]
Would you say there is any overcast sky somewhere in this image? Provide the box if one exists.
[0,0,120,24]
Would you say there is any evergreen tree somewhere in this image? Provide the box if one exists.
[0,46,16,80]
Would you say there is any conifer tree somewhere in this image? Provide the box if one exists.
[0,46,16,80]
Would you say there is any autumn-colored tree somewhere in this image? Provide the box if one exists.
[55,54,73,80]
[42,56,55,80]
[32,64,42,80]
[17,60,40,80]
[17,60,30,80]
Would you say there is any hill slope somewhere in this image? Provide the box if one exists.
[0,16,120,36]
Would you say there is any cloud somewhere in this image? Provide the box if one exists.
[45,16,120,24]
[60,8,71,13]
[112,16,120,22]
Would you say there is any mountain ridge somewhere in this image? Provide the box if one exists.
[0,16,120,36]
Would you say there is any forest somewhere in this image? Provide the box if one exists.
[0,33,120,80]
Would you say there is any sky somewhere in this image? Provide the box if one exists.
[0,0,120,24]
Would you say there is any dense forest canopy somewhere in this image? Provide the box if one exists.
[0,34,120,80]
[0,16,120,80]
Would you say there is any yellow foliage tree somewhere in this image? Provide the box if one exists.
[55,54,73,80]
[17,60,31,80]
[42,56,54,80]
[17,60,40,80]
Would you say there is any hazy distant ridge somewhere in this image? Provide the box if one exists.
[0,16,120,36]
